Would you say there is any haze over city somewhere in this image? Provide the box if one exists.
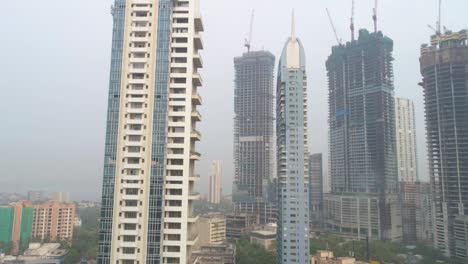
[1,0,467,201]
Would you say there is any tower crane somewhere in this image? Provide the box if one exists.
[244,10,255,52]
[326,8,342,46]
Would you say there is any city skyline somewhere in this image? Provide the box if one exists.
[1,0,468,201]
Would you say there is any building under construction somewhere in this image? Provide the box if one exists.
[233,51,276,224]
[420,29,468,260]
[325,29,402,241]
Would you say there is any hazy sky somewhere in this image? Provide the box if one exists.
[0,0,467,201]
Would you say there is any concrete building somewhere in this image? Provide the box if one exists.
[395,97,420,244]
[250,230,276,251]
[420,29,468,260]
[209,161,222,204]
[1,243,67,264]
[192,244,236,264]
[454,215,468,259]
[97,0,204,263]
[52,192,70,203]
[310,251,367,264]
[31,201,75,243]
[197,215,226,247]
[233,47,276,224]
[225,213,256,240]
[276,15,310,264]
[395,98,419,183]
[325,29,402,241]
[415,182,434,244]
[0,201,33,255]
[309,154,324,228]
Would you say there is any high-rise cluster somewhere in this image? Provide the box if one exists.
[98,0,204,263]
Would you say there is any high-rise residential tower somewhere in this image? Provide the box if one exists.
[395,97,419,183]
[209,160,222,204]
[309,153,324,228]
[98,1,204,263]
[276,16,310,264]
[325,29,402,241]
[420,29,468,260]
[233,47,276,223]
[395,97,420,244]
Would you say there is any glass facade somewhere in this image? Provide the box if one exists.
[98,1,126,263]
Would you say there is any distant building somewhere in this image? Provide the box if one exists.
[209,161,222,204]
[233,49,276,223]
[250,230,276,252]
[309,154,324,228]
[31,201,75,243]
[225,213,256,240]
[420,29,468,259]
[192,244,236,264]
[415,182,434,244]
[27,191,44,204]
[310,251,367,264]
[1,243,67,264]
[395,98,419,183]
[400,182,417,244]
[0,201,33,255]
[197,215,226,247]
[52,192,70,203]
[326,29,401,241]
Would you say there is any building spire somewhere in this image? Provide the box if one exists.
[291,9,296,41]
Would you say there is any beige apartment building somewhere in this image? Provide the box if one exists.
[197,215,226,247]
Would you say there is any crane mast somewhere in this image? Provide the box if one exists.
[244,10,255,52]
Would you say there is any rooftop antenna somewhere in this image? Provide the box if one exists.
[326,8,342,45]
[350,0,355,41]
[244,10,255,52]
[372,0,378,33]
[437,0,442,34]
[291,9,296,41]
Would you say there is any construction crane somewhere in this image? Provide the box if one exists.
[350,0,355,41]
[372,0,378,33]
[326,8,342,46]
[428,0,443,36]
[244,10,255,52]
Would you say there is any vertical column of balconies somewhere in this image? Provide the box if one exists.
[162,0,203,263]
[112,2,156,264]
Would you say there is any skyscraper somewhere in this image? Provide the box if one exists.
[98,1,204,263]
[309,153,324,228]
[276,16,310,264]
[325,29,402,241]
[209,160,222,204]
[395,97,419,183]
[395,97,419,244]
[420,29,468,259]
[233,47,276,222]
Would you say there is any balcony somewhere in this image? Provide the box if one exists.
[191,110,202,121]
[192,72,202,87]
[191,93,202,105]
[190,130,201,141]
[187,233,199,246]
[132,26,149,32]
[189,174,200,182]
[189,192,200,200]
[194,33,204,50]
[193,53,203,68]
[190,152,201,161]
[188,215,199,223]
[195,16,204,32]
